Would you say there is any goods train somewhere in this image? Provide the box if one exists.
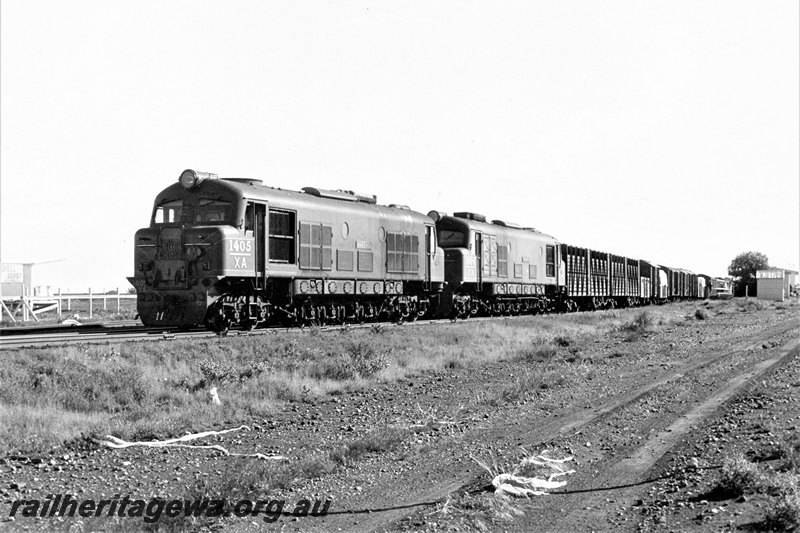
[129,169,707,332]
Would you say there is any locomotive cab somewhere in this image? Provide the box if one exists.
[129,171,258,327]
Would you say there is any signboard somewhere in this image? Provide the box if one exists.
[1,264,23,284]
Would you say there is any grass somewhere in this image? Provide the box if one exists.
[1,297,139,327]
[0,301,712,455]
[328,426,408,466]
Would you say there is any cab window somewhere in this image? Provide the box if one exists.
[269,209,296,263]
[153,199,182,224]
[546,245,555,277]
[193,198,233,224]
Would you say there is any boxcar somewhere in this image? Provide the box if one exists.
[561,245,644,309]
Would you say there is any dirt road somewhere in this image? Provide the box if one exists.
[306,308,798,532]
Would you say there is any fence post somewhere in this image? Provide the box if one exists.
[117,287,121,314]
[89,287,93,318]
[58,287,62,315]
[23,285,28,322]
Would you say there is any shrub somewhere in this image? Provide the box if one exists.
[553,335,572,347]
[443,358,464,369]
[563,349,585,364]
[499,371,543,403]
[763,488,800,530]
[346,341,390,376]
[329,427,408,466]
[308,342,389,380]
[198,358,237,386]
[738,299,765,312]
[717,454,761,496]
[622,311,654,333]
[778,433,800,472]
[515,345,558,363]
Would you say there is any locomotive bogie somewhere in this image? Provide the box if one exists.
[134,287,213,326]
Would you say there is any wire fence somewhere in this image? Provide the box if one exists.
[1,287,137,323]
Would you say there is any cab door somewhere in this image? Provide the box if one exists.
[475,232,483,290]
[425,225,434,286]
[245,202,267,288]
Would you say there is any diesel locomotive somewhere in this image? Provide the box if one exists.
[129,169,445,332]
[129,169,705,331]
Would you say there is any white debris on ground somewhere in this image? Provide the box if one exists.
[208,386,222,406]
[94,425,286,461]
[481,454,576,497]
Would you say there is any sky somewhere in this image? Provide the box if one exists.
[1,0,798,290]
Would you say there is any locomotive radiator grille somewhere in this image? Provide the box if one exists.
[158,228,183,260]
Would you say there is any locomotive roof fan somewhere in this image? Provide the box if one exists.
[179,169,218,189]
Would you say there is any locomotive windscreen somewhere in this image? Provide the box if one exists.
[152,197,234,226]
[437,229,467,247]
[192,198,234,223]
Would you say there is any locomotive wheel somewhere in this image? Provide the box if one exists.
[211,314,231,336]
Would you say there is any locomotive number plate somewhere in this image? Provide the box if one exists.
[228,240,253,253]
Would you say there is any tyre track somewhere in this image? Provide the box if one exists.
[304,317,798,532]
[534,336,800,531]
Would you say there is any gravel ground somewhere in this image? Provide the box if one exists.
[0,300,797,532]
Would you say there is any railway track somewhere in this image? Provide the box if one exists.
[0,321,206,349]
[0,315,513,349]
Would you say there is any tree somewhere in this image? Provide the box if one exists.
[728,251,769,296]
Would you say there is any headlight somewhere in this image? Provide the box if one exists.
[179,169,218,189]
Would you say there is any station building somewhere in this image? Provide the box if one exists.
[756,268,799,301]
